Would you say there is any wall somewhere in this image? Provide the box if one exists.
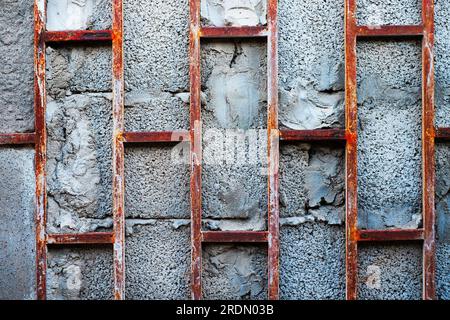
[0,0,448,300]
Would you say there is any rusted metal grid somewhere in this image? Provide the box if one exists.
[188,0,281,299]
[344,0,436,300]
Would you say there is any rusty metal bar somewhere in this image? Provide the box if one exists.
[44,30,113,43]
[267,0,280,301]
[356,25,423,38]
[421,0,436,300]
[112,0,126,300]
[34,0,48,301]
[0,133,36,145]
[280,129,346,142]
[122,131,190,143]
[202,231,268,243]
[435,127,450,140]
[357,229,424,242]
[47,232,114,245]
[200,26,268,38]
[344,0,358,301]
[189,0,203,300]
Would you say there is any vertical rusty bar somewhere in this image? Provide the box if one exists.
[344,0,358,300]
[112,0,126,300]
[34,0,47,301]
[267,0,280,300]
[421,0,436,300]
[189,0,203,300]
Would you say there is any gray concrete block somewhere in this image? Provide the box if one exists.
[0,0,34,133]
[0,147,36,300]
[124,145,190,219]
[202,244,267,300]
[356,0,421,26]
[357,243,422,300]
[357,40,423,230]
[280,222,346,300]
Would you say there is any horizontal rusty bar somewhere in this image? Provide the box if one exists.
[357,229,424,242]
[435,127,450,140]
[44,30,113,43]
[356,25,423,38]
[200,26,268,38]
[122,131,190,143]
[0,133,36,145]
[202,231,268,243]
[47,232,114,245]
[280,129,346,142]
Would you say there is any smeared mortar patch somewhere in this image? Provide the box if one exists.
[201,0,267,27]
[203,244,267,299]
[280,79,344,130]
[46,94,113,232]
[47,0,111,31]
[202,41,267,130]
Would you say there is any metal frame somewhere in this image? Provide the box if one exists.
[344,0,436,300]
[0,0,432,300]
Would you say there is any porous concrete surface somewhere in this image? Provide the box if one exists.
[0,0,34,133]
[202,244,267,299]
[0,147,36,300]
[357,40,423,230]
[124,145,190,219]
[356,0,421,26]
[280,222,346,300]
[357,243,422,300]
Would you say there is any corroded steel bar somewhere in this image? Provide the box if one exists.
[435,127,450,140]
[280,129,346,142]
[421,0,436,300]
[200,26,268,38]
[344,0,358,301]
[112,0,125,300]
[189,0,202,300]
[202,231,269,243]
[356,25,423,38]
[122,131,190,143]
[47,232,114,245]
[34,0,47,301]
[0,133,36,145]
[267,0,280,301]
[357,229,424,242]
[44,30,113,43]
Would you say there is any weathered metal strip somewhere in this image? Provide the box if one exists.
[44,30,113,43]
[202,231,269,243]
[200,26,268,38]
[112,0,126,300]
[34,0,48,301]
[356,25,423,38]
[357,229,424,242]
[280,129,346,142]
[435,127,450,140]
[0,133,36,145]
[344,0,358,301]
[47,232,114,245]
[267,0,280,301]
[122,131,190,143]
[189,0,203,300]
[421,0,436,300]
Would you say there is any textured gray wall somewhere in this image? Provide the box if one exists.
[0,0,449,300]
